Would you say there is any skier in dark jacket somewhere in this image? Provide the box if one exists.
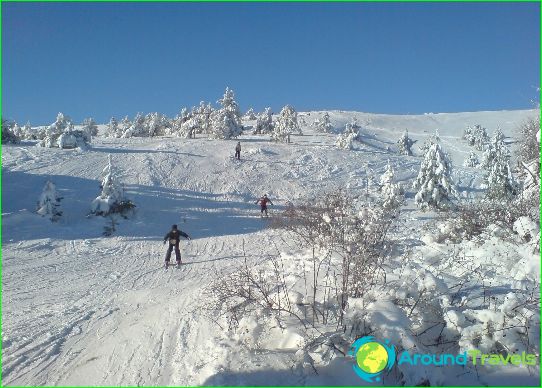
[163,224,191,266]
[255,194,274,217]
[235,142,241,160]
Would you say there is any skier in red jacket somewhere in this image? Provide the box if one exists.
[255,194,274,217]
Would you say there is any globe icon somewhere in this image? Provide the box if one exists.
[356,341,388,374]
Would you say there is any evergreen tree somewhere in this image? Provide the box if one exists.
[463,124,489,151]
[313,112,333,133]
[253,107,274,134]
[463,151,480,167]
[82,117,98,136]
[1,118,20,144]
[208,88,242,139]
[244,107,257,120]
[413,143,457,210]
[397,130,414,156]
[379,161,404,210]
[344,118,361,140]
[272,105,301,143]
[39,113,71,147]
[106,117,119,138]
[91,155,134,216]
[481,130,518,200]
[336,132,356,150]
[37,180,62,221]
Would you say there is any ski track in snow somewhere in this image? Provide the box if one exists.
[1,109,537,385]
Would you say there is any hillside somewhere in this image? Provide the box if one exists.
[2,108,539,386]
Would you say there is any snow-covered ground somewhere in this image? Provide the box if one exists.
[2,109,539,386]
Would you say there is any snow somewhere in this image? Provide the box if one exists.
[2,108,539,386]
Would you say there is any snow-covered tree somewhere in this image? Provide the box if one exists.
[37,180,62,221]
[419,129,440,154]
[413,143,457,210]
[484,160,519,201]
[397,130,415,156]
[82,117,98,137]
[336,132,356,150]
[463,151,480,167]
[481,129,508,169]
[193,102,214,135]
[244,107,257,120]
[313,112,333,133]
[39,112,71,147]
[106,117,120,138]
[2,119,20,144]
[344,118,361,140]
[145,112,168,137]
[463,124,489,151]
[21,122,37,140]
[91,155,135,216]
[253,107,274,134]
[379,161,404,210]
[122,112,146,138]
[517,117,541,201]
[272,105,302,143]
[208,88,243,139]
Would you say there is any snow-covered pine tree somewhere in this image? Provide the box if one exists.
[419,129,440,154]
[37,180,62,221]
[517,117,540,201]
[193,102,214,135]
[145,112,166,137]
[480,129,518,200]
[413,143,457,210]
[122,112,147,138]
[106,117,119,138]
[22,121,37,140]
[313,112,333,133]
[397,130,414,155]
[1,119,20,144]
[244,107,257,120]
[336,132,356,150]
[463,124,490,151]
[91,155,135,216]
[82,117,98,136]
[39,112,71,147]
[272,105,301,143]
[344,118,361,139]
[253,107,274,134]
[208,88,243,139]
[379,161,404,210]
[481,129,508,169]
[463,151,480,167]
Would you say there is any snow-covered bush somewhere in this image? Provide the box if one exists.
[1,118,20,144]
[312,112,333,133]
[463,124,490,151]
[397,130,414,155]
[413,143,457,210]
[335,132,356,150]
[272,105,302,143]
[379,161,404,210]
[90,155,135,216]
[39,113,70,147]
[463,151,479,167]
[38,113,91,149]
[418,130,440,155]
[253,107,274,134]
[36,180,62,221]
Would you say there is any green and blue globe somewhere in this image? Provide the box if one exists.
[356,342,389,374]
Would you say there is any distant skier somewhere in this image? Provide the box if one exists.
[163,224,191,267]
[255,194,274,217]
[235,142,241,160]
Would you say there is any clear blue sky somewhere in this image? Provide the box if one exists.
[2,1,540,125]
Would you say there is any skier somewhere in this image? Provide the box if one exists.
[163,224,191,267]
[235,141,241,160]
[255,194,274,217]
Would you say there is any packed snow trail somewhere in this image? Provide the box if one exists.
[2,109,537,385]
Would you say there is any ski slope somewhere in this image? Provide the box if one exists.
[1,109,539,386]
